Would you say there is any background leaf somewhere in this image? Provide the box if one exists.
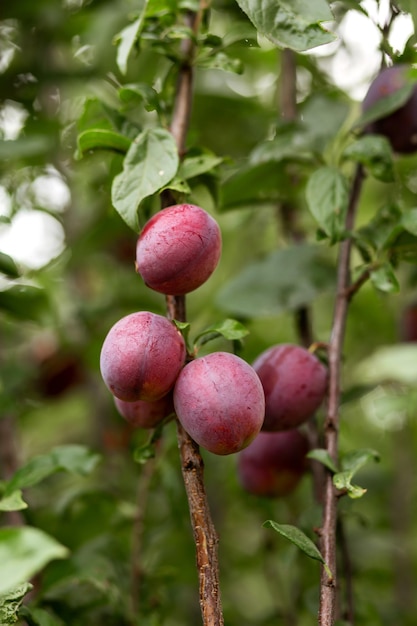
[306,167,349,240]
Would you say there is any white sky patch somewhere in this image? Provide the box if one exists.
[32,168,71,213]
[0,210,65,269]
[0,186,12,217]
[0,100,28,140]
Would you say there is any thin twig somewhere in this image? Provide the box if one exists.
[318,164,364,626]
[163,4,224,625]
[337,517,355,624]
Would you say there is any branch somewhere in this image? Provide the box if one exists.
[318,164,364,626]
[163,4,224,625]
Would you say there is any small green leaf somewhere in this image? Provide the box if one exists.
[119,83,160,112]
[172,320,192,352]
[114,2,148,75]
[235,0,335,51]
[0,286,49,322]
[194,319,249,347]
[263,521,332,577]
[19,606,64,626]
[0,582,32,625]
[354,82,415,129]
[343,136,394,182]
[333,448,380,499]
[0,490,28,512]
[197,51,243,74]
[0,253,19,278]
[76,129,131,158]
[178,153,223,180]
[370,263,400,293]
[111,128,179,231]
[306,167,349,240]
[0,527,68,595]
[133,443,156,464]
[5,445,101,496]
[402,208,417,236]
[306,449,339,474]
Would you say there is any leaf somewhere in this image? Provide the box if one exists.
[19,607,64,626]
[306,167,349,241]
[0,286,49,322]
[235,0,335,52]
[370,263,400,293]
[0,582,32,625]
[5,445,101,496]
[0,527,68,595]
[263,521,332,577]
[343,136,394,183]
[216,244,335,318]
[178,153,223,180]
[76,129,131,158]
[194,319,249,347]
[172,320,192,352]
[355,345,417,385]
[306,449,339,474]
[118,83,160,112]
[0,490,28,512]
[114,2,148,75]
[111,128,179,231]
[402,208,417,236]
[197,51,243,74]
[0,252,19,278]
[333,448,380,499]
[353,82,415,129]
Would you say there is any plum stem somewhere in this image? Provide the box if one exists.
[318,163,364,626]
[163,4,224,625]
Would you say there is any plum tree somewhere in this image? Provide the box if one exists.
[100,311,186,402]
[136,203,222,295]
[362,64,417,153]
[252,343,328,431]
[173,352,265,455]
[114,394,174,429]
[237,429,309,497]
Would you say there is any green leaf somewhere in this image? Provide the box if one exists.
[306,449,339,474]
[0,252,19,278]
[0,582,32,625]
[194,319,249,347]
[216,244,335,318]
[0,490,28,512]
[370,263,400,293]
[354,82,415,129]
[114,2,148,75]
[355,345,417,385]
[19,607,64,626]
[178,153,223,180]
[76,129,132,158]
[306,167,349,240]
[333,448,380,499]
[0,286,49,322]
[263,521,332,576]
[0,527,68,595]
[111,128,179,231]
[343,136,394,183]
[402,208,417,236]
[235,0,335,51]
[133,443,156,464]
[172,320,192,352]
[5,445,101,496]
[197,51,243,74]
[119,83,160,112]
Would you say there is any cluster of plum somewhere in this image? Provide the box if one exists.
[100,202,329,498]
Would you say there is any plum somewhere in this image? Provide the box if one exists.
[100,311,186,402]
[173,352,265,455]
[253,343,327,431]
[237,429,309,497]
[362,64,417,154]
[136,203,222,295]
[114,394,174,429]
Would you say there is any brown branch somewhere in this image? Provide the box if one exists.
[162,4,224,625]
[318,164,364,626]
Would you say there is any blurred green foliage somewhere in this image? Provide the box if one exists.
[0,1,417,625]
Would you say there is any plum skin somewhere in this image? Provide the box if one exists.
[136,203,222,295]
[173,352,265,456]
[100,311,186,402]
[237,429,309,497]
[253,344,328,431]
[114,394,174,429]
[362,64,417,154]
